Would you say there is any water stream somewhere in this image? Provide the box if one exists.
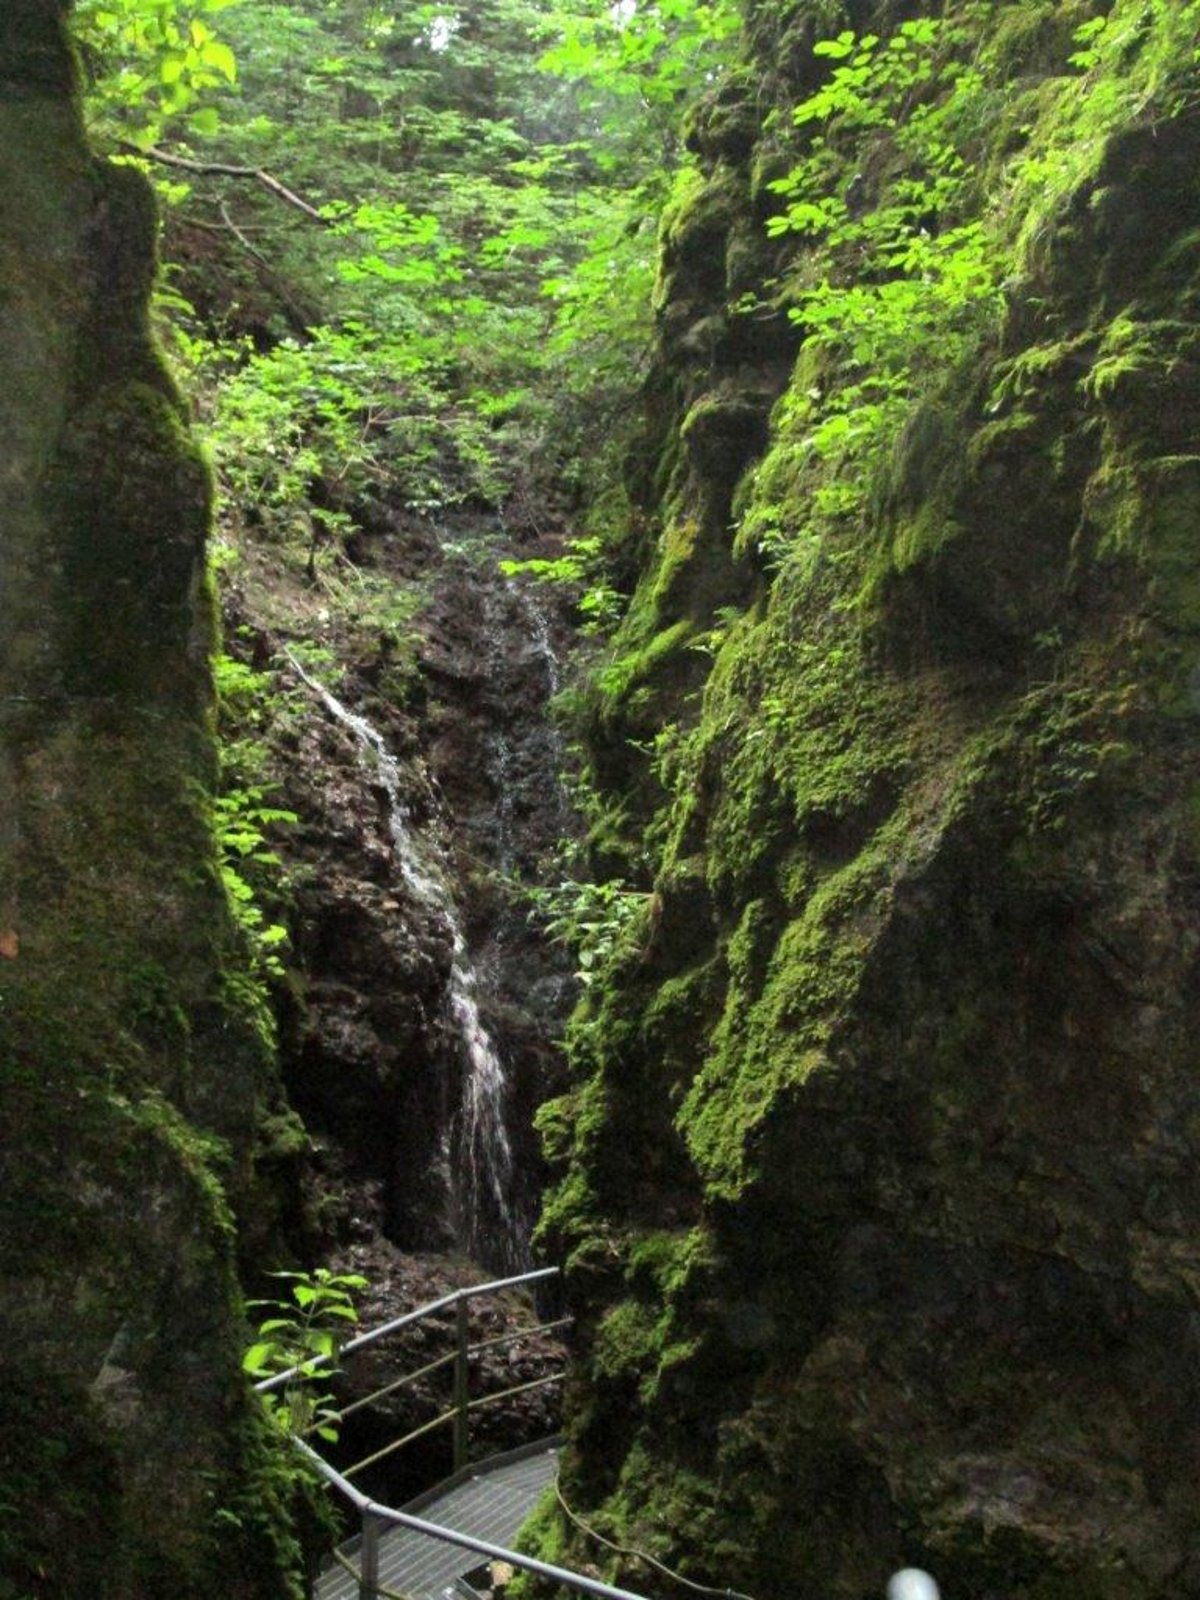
[285,649,524,1270]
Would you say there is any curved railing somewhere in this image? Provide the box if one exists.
[292,1265,568,1480]
[257,1268,943,1600]
[256,1266,652,1600]
[296,1438,653,1600]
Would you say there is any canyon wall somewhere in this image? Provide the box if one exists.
[534,4,1200,1597]
[0,6,303,1594]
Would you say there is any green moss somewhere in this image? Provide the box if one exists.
[534,1076,610,1268]
[677,825,901,1195]
[641,958,723,1055]
[597,1442,725,1581]
[647,517,703,614]
[595,618,697,710]
[657,167,741,292]
[593,1300,662,1380]
[0,1371,121,1600]
[978,0,1095,85]
[888,498,963,574]
[533,1092,578,1166]
[47,378,212,702]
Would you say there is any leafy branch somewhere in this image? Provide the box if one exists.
[529,878,650,987]
[74,0,240,143]
[243,1268,368,1442]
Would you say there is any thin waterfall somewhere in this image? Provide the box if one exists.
[515,583,562,697]
[481,581,570,873]
[447,930,520,1262]
[285,649,525,1269]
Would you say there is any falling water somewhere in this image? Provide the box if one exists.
[517,583,562,697]
[480,582,569,878]
[285,650,524,1268]
[447,930,519,1261]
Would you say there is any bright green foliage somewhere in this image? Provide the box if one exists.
[76,0,738,562]
[529,877,651,987]
[501,535,623,633]
[751,14,1005,556]
[212,652,297,981]
[739,0,1200,567]
[243,1268,368,1441]
[214,785,296,979]
[154,4,648,544]
[74,0,239,142]
[1005,0,1200,226]
[541,0,738,157]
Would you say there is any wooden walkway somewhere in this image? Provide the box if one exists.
[317,1442,560,1600]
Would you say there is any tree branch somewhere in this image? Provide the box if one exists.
[179,208,317,335]
[117,141,330,224]
[219,200,270,265]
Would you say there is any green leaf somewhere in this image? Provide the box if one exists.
[242,1341,281,1373]
[201,38,237,81]
[813,30,856,60]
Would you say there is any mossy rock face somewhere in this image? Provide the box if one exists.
[537,5,1200,1599]
[683,70,762,164]
[0,0,76,99]
[0,12,301,1598]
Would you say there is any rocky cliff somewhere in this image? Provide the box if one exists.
[217,502,575,1271]
[534,4,1200,1597]
[0,7,305,1595]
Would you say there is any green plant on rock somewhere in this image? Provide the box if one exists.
[210,650,299,981]
[530,877,651,988]
[215,785,297,979]
[752,15,1006,555]
[501,533,625,636]
[243,1268,368,1442]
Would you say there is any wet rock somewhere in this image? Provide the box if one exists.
[224,505,577,1271]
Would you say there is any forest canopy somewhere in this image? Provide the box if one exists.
[67,0,738,548]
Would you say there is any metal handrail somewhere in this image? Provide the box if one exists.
[266,1265,568,1480]
[466,1371,562,1411]
[344,1408,455,1479]
[335,1350,458,1424]
[270,1265,647,1600]
[467,1314,573,1358]
[341,1371,565,1477]
[254,1266,560,1396]
[334,1312,572,1429]
[295,1438,653,1600]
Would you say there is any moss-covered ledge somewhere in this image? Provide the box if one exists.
[0,6,304,1596]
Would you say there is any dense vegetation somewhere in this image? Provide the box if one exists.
[74,0,734,530]
[519,4,1200,1599]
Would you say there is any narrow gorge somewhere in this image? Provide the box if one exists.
[4,2,1200,1599]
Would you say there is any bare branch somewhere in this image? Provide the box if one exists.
[177,209,318,335]
[117,141,330,224]
[219,200,270,266]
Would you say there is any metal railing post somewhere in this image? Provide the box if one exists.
[359,1508,381,1600]
[453,1292,470,1471]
